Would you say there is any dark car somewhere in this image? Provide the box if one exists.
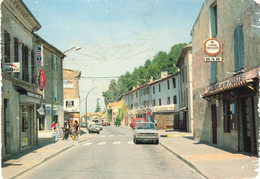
[88,124,100,134]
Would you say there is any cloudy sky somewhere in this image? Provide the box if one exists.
[23,0,205,114]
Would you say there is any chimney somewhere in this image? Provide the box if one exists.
[150,76,153,83]
[160,71,168,79]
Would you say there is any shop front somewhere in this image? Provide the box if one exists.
[203,67,259,154]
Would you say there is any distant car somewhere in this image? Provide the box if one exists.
[133,122,159,145]
[96,123,103,130]
[102,121,110,126]
[131,118,146,129]
[88,124,100,134]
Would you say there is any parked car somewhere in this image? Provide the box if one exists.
[102,121,110,126]
[96,123,103,130]
[88,124,100,134]
[131,118,146,129]
[133,122,159,144]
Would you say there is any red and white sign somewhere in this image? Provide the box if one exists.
[4,62,20,72]
[38,70,46,91]
[146,111,152,117]
[203,39,221,56]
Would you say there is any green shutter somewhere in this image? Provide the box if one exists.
[211,62,217,82]
[234,25,244,72]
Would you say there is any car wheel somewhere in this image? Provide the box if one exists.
[134,137,138,144]
[155,140,159,145]
[98,132,100,134]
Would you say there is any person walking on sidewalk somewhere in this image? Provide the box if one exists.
[74,120,79,137]
[51,121,59,141]
[62,121,69,140]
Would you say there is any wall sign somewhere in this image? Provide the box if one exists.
[4,62,20,72]
[63,80,74,88]
[204,57,222,62]
[203,39,221,56]
[37,45,43,66]
[38,70,46,91]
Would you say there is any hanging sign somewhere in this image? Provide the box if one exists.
[38,70,46,91]
[203,39,221,56]
[37,45,43,66]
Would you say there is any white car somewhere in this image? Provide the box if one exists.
[133,122,159,145]
[96,123,103,130]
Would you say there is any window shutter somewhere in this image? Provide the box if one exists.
[238,25,244,71]
[211,62,217,82]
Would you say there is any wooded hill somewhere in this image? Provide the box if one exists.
[102,42,188,106]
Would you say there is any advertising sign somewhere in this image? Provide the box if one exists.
[204,57,222,62]
[37,45,43,66]
[63,80,74,88]
[38,70,46,91]
[203,39,221,56]
[4,62,20,72]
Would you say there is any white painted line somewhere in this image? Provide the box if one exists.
[128,141,134,144]
[113,141,121,145]
[83,143,92,146]
[109,135,114,137]
[117,135,122,136]
[98,142,107,145]
[100,135,105,138]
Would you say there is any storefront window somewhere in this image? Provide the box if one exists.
[223,101,236,132]
[21,105,32,147]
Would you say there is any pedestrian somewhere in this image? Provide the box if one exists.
[51,121,58,141]
[74,120,79,136]
[63,121,69,140]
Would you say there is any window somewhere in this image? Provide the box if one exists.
[159,98,161,106]
[136,91,138,98]
[131,104,133,110]
[210,3,218,38]
[4,31,10,63]
[159,84,161,92]
[131,94,133,100]
[143,101,146,107]
[31,50,35,84]
[14,38,19,78]
[173,96,177,104]
[167,80,170,90]
[52,54,57,71]
[182,69,185,82]
[152,100,155,106]
[147,100,149,107]
[234,25,244,72]
[146,87,149,94]
[223,101,235,133]
[167,97,170,105]
[22,44,29,82]
[66,100,74,108]
[172,78,176,88]
[153,86,155,94]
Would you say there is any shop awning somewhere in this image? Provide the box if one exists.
[202,67,260,98]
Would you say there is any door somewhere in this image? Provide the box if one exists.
[211,105,217,144]
[242,97,256,153]
[4,99,11,154]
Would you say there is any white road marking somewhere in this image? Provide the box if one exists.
[98,142,107,145]
[100,135,105,138]
[109,135,114,137]
[128,141,134,144]
[83,143,92,146]
[113,141,121,144]
[126,134,130,136]
[117,135,122,136]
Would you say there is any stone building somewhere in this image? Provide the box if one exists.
[191,0,260,154]
[177,44,193,133]
[63,69,81,126]
[1,0,42,158]
[106,100,124,125]
[36,36,65,131]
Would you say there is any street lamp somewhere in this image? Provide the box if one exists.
[85,87,97,129]
[51,46,81,123]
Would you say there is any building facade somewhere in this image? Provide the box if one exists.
[191,0,260,154]
[63,69,81,125]
[1,0,42,158]
[106,100,124,125]
[177,44,193,133]
[123,72,180,129]
[36,36,65,131]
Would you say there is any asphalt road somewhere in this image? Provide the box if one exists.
[19,126,203,179]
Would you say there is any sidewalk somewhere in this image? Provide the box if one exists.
[158,129,259,179]
[2,128,95,179]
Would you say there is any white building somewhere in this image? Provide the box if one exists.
[123,72,180,129]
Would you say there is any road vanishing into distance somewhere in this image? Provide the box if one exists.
[19,126,203,179]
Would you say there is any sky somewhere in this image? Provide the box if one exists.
[23,0,205,114]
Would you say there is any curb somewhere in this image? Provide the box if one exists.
[11,135,96,179]
[159,142,209,179]
[160,134,193,137]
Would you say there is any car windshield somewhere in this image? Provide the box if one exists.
[136,123,156,130]
[139,119,144,122]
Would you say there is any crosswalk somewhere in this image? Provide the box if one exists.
[82,141,134,146]
[99,134,131,137]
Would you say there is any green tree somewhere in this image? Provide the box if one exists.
[95,98,101,112]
